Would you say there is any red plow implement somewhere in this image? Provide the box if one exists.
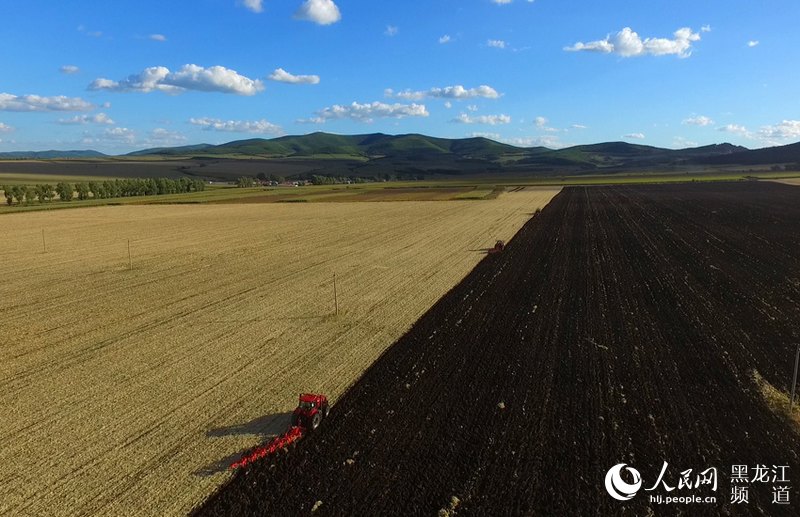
[230,426,304,470]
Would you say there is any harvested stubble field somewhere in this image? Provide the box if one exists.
[199,182,800,516]
[0,188,559,517]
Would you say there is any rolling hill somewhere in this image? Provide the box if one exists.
[3,132,799,181]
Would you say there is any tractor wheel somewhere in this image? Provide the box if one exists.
[311,413,322,430]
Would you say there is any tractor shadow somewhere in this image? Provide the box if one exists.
[194,411,293,477]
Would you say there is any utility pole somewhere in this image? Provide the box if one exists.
[333,273,339,316]
[790,344,800,411]
[42,229,46,253]
[128,239,132,270]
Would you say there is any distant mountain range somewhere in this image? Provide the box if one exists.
[0,149,108,159]
[2,133,799,178]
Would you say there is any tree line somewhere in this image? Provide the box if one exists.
[2,177,206,205]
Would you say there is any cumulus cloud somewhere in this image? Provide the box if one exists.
[241,0,263,13]
[104,127,136,144]
[452,113,511,125]
[439,35,452,44]
[534,116,548,128]
[146,128,188,145]
[565,27,703,58]
[0,93,94,112]
[89,65,264,95]
[624,133,645,140]
[60,65,80,74]
[718,124,748,135]
[673,136,698,148]
[701,25,712,33]
[294,0,341,25]
[149,34,167,42]
[759,120,800,140]
[385,26,398,37]
[304,101,429,123]
[268,68,320,84]
[385,85,500,101]
[58,113,115,125]
[683,115,714,126]
[469,132,564,149]
[190,117,283,135]
[0,122,14,133]
[487,39,507,49]
[748,40,759,48]
[571,124,588,129]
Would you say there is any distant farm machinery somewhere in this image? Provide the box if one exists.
[488,240,505,254]
[231,393,329,469]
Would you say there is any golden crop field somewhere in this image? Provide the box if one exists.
[0,188,559,516]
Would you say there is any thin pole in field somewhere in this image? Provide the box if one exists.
[333,273,339,316]
[128,239,132,270]
[41,229,46,253]
[790,344,800,411]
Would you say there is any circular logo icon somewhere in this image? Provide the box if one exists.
[605,463,642,501]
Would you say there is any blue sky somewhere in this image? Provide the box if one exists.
[1,0,798,153]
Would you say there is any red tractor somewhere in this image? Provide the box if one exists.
[231,393,330,469]
[488,240,505,254]
[291,393,330,430]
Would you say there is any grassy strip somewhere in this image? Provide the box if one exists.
[751,370,800,433]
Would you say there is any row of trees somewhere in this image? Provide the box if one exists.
[2,177,206,205]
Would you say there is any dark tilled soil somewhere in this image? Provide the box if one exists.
[195,182,800,516]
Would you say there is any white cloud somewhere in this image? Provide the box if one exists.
[104,127,136,144]
[571,124,587,129]
[149,34,167,42]
[507,136,565,148]
[467,105,478,112]
[534,116,548,128]
[89,65,264,95]
[190,117,283,135]
[759,120,800,140]
[439,35,451,44]
[673,136,698,148]
[58,113,115,125]
[305,101,429,123]
[748,40,759,48]
[385,26,398,37]
[444,101,452,109]
[294,0,341,25]
[701,25,712,33]
[452,113,511,125]
[624,133,645,140]
[683,115,714,126]
[470,132,502,140]
[565,27,703,58]
[60,65,80,74]
[491,0,513,4]
[268,68,320,85]
[0,122,14,133]
[487,39,507,49]
[241,0,263,13]
[0,93,94,112]
[386,84,500,101]
[718,124,748,135]
[146,128,188,145]
[469,132,564,149]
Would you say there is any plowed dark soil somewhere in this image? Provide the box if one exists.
[195,182,800,516]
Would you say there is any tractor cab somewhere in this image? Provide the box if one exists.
[291,393,330,431]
